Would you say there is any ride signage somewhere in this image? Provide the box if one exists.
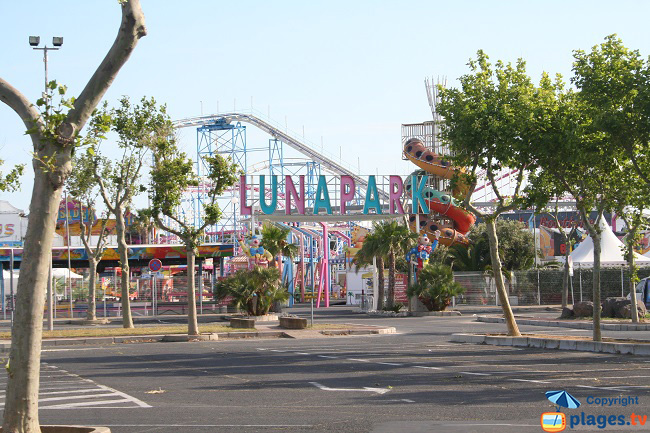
[239,174,432,216]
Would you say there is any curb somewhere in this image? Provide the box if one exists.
[477,315,650,331]
[366,311,461,318]
[451,333,650,355]
[0,326,397,352]
[0,427,112,433]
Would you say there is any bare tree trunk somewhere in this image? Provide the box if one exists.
[3,166,64,432]
[376,256,385,310]
[562,248,570,309]
[485,218,521,336]
[628,246,640,323]
[115,207,134,328]
[87,257,98,321]
[186,245,199,335]
[387,249,396,309]
[592,234,602,341]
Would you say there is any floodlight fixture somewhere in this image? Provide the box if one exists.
[52,37,63,47]
[29,36,40,47]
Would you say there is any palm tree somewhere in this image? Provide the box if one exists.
[354,231,387,310]
[261,224,298,264]
[446,242,491,272]
[373,220,418,309]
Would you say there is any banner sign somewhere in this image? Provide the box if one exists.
[239,174,431,216]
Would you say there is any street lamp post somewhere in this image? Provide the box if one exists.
[29,36,63,94]
[30,35,62,327]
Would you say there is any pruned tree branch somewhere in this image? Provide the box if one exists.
[0,78,44,137]
[62,0,147,140]
[154,214,185,240]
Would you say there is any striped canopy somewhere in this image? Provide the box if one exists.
[545,390,581,409]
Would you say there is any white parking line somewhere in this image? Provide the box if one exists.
[509,379,552,384]
[0,363,151,410]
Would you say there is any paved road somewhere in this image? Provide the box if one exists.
[3,307,650,432]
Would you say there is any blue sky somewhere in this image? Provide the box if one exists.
[2,0,650,211]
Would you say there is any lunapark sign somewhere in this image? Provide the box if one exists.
[239,174,432,217]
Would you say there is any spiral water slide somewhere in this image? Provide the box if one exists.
[403,138,475,246]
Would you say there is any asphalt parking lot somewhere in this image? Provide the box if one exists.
[2,307,649,432]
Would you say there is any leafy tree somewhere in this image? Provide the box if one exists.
[437,51,536,336]
[0,2,145,430]
[572,35,650,187]
[526,57,619,343]
[569,35,650,325]
[608,164,650,323]
[372,220,418,309]
[66,153,111,321]
[92,96,166,329]
[468,220,537,271]
[215,268,289,316]
[0,160,24,192]
[541,197,580,309]
[148,129,239,335]
[407,263,465,311]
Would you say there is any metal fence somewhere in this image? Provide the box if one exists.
[453,266,650,306]
[41,273,230,319]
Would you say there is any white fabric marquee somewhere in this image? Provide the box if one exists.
[570,217,650,266]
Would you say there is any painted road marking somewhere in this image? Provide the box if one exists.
[509,379,552,384]
[0,363,150,410]
[258,347,650,392]
[309,382,390,394]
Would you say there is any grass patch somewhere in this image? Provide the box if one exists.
[565,316,648,322]
[0,324,254,340]
[306,323,360,330]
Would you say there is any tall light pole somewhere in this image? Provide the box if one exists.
[29,36,63,94]
[30,35,63,327]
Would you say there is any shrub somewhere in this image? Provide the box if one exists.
[215,267,289,316]
[407,263,465,311]
[382,302,404,313]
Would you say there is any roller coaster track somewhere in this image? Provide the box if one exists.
[173,112,388,199]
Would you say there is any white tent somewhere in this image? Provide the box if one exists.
[570,217,650,266]
[1,269,19,292]
[51,268,83,279]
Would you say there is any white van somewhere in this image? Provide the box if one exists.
[631,277,650,307]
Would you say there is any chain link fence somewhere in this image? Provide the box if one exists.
[453,266,650,306]
[43,272,230,318]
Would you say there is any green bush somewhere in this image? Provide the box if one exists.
[407,263,465,311]
[382,302,404,313]
[215,267,289,316]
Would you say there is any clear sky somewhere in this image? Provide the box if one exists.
[2,0,650,212]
